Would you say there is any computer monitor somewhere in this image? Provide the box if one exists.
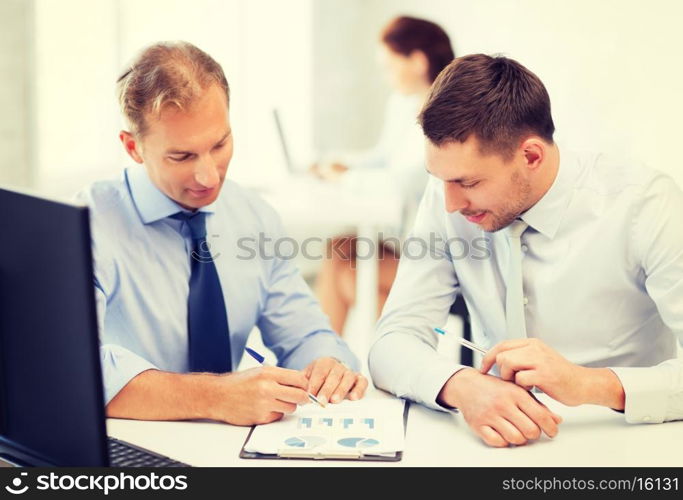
[273,108,295,174]
[0,187,108,466]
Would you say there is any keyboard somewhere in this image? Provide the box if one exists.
[107,437,190,467]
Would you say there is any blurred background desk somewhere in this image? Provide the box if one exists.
[255,176,403,364]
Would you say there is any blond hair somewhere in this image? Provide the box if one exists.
[117,41,230,136]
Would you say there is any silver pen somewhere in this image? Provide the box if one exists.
[434,327,488,355]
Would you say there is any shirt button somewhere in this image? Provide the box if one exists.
[523,297,529,306]
[642,415,651,422]
[521,245,528,253]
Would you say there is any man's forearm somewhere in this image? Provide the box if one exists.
[369,333,464,411]
[106,369,221,421]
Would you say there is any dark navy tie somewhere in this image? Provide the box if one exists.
[172,212,232,373]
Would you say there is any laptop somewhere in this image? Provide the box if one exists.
[273,108,298,175]
[0,187,189,467]
[272,108,327,177]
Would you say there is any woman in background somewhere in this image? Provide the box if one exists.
[314,16,455,334]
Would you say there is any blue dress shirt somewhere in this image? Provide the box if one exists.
[76,166,358,404]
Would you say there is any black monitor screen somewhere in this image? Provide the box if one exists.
[0,188,108,466]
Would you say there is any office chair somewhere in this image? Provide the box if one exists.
[449,295,473,367]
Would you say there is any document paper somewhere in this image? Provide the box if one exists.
[243,397,406,457]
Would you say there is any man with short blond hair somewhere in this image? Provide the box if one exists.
[78,41,367,426]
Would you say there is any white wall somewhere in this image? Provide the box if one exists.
[15,1,683,196]
[313,0,683,187]
[0,0,34,188]
[311,0,386,151]
[30,0,313,196]
[33,0,121,195]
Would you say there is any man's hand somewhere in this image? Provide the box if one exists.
[304,357,368,405]
[208,366,310,426]
[480,338,625,409]
[438,368,563,448]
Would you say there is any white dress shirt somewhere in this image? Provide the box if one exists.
[369,149,683,424]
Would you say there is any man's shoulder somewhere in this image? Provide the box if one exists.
[74,173,128,215]
[73,174,135,264]
[571,150,669,195]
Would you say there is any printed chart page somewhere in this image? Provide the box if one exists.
[243,396,406,458]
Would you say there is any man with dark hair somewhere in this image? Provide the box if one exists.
[369,54,683,447]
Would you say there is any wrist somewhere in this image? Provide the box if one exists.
[185,372,223,421]
[579,367,625,410]
[437,367,479,409]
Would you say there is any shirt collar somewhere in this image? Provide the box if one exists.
[519,148,578,240]
[125,166,217,224]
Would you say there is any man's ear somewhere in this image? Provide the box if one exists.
[520,138,545,171]
[119,130,144,164]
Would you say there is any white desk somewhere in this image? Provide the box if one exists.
[106,390,683,467]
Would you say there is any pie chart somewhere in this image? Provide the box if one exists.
[337,437,380,448]
[284,436,327,449]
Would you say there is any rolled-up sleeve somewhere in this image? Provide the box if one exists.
[75,189,158,405]
[95,283,158,404]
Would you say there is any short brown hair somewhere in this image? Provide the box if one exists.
[381,16,455,83]
[117,41,230,136]
[418,54,555,159]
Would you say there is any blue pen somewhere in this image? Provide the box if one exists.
[245,347,326,408]
[434,327,488,355]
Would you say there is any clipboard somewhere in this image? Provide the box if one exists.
[239,400,409,462]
